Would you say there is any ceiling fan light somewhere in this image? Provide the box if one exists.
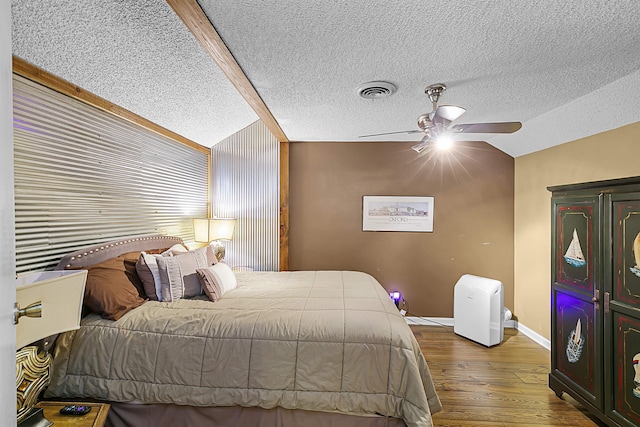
[434,135,454,150]
[435,105,466,122]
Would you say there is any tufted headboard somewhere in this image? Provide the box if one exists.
[54,235,185,270]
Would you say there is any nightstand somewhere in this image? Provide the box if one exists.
[35,402,110,427]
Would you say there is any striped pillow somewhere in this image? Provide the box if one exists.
[155,246,211,301]
[196,263,237,302]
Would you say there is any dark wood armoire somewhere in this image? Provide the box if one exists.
[549,176,640,427]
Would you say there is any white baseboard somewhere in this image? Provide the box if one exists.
[405,317,454,326]
[406,316,550,350]
[513,321,551,350]
[405,316,516,328]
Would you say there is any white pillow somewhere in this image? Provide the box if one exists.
[162,243,189,256]
[195,263,237,302]
[141,251,163,301]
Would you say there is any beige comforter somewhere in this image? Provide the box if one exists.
[45,271,441,427]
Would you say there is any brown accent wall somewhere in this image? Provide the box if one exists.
[289,141,514,317]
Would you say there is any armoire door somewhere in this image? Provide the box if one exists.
[550,194,602,410]
[605,192,640,426]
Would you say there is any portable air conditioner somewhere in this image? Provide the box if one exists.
[453,274,510,347]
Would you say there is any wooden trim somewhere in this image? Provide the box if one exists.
[167,0,289,143]
[279,141,290,271]
[12,56,210,156]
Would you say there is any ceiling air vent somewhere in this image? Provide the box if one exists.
[356,81,397,99]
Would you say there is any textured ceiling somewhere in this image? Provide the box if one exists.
[11,0,258,147]
[11,1,640,156]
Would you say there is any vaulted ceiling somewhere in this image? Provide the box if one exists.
[11,1,640,157]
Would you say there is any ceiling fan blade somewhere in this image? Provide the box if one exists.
[359,129,422,138]
[411,143,428,153]
[411,135,432,153]
[450,122,522,134]
[433,105,466,123]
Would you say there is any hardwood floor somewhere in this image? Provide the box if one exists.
[411,325,607,427]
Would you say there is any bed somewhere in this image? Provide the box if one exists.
[43,235,442,427]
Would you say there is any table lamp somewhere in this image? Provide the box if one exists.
[15,270,87,427]
[193,217,236,261]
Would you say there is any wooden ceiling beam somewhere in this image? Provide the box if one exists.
[167,0,289,143]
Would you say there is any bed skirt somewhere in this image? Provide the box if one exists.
[105,403,408,427]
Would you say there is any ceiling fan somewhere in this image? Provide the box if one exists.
[360,83,522,153]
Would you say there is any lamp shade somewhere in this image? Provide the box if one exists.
[15,270,87,349]
[194,218,236,242]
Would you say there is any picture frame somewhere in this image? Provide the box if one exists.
[362,196,434,232]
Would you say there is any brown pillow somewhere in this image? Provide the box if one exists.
[120,251,147,298]
[196,268,223,302]
[134,247,175,301]
[71,256,146,320]
[205,245,219,265]
[136,252,158,301]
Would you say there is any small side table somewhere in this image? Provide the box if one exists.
[35,402,110,427]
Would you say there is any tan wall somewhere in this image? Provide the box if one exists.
[289,141,514,317]
[514,121,640,340]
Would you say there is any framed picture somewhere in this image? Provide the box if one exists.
[362,196,434,232]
